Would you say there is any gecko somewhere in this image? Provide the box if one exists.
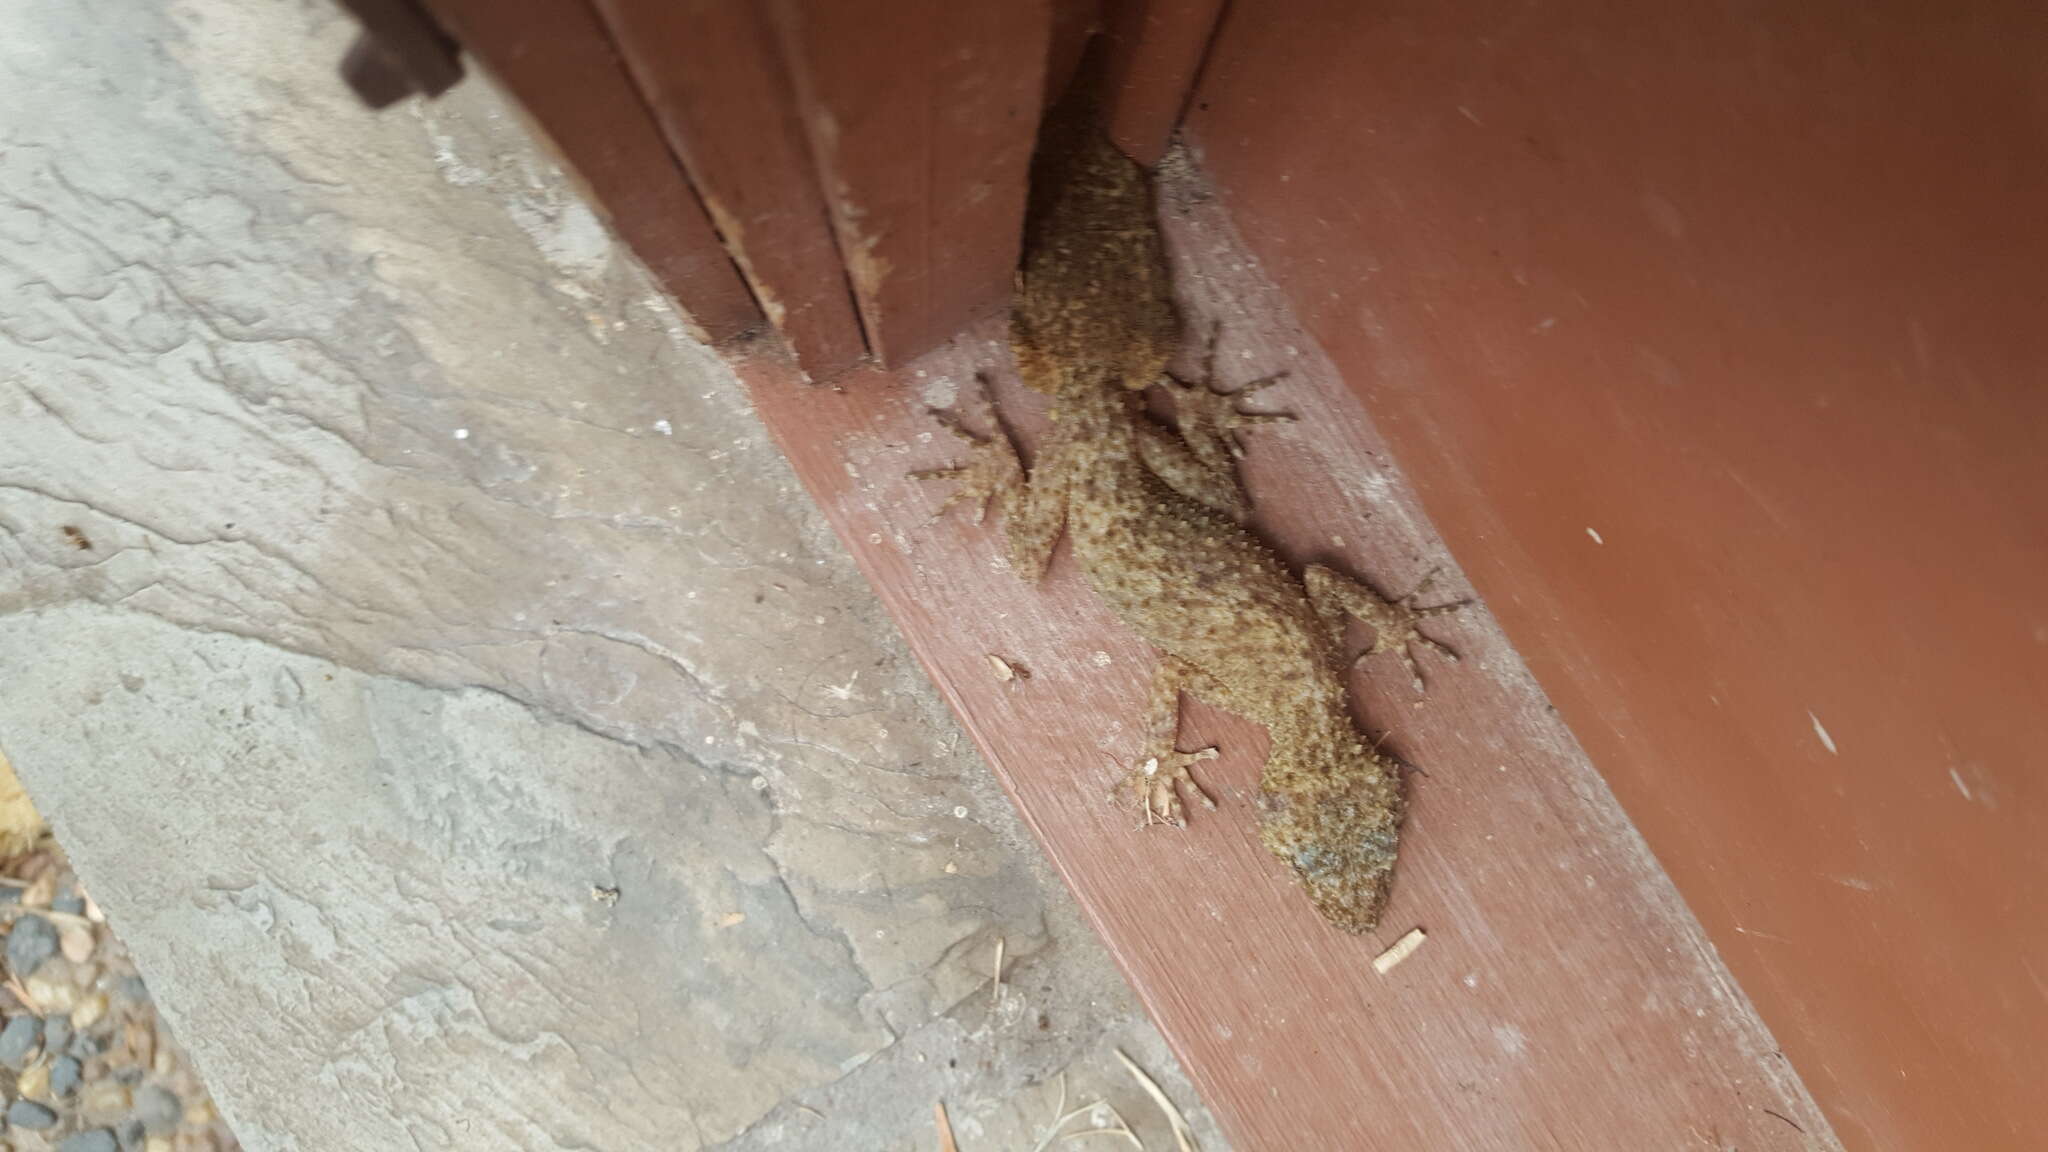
[920,110,1462,933]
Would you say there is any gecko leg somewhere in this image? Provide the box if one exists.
[1135,420,1251,523]
[912,405,1021,526]
[1126,656,1220,828]
[1304,564,1468,693]
[915,385,1073,580]
[1159,322,1295,474]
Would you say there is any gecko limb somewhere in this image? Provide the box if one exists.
[1304,564,1467,693]
[913,407,1021,526]
[1160,322,1295,474]
[1127,656,1221,828]
[916,389,1073,581]
[1135,420,1251,522]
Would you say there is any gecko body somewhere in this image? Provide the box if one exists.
[926,117,1457,932]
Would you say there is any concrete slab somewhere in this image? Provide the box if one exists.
[0,1,1221,1147]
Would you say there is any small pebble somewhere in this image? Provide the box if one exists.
[25,972,76,1013]
[79,1079,130,1122]
[8,915,59,977]
[59,1131,119,1152]
[135,1084,181,1134]
[8,1097,58,1129]
[116,1118,145,1152]
[52,896,85,916]
[60,922,96,963]
[71,990,108,1030]
[0,1013,41,1068]
[50,1054,81,1097]
[43,1015,71,1054]
[71,1027,103,1059]
[18,1055,48,1099]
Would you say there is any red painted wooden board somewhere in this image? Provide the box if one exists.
[728,168,1834,1149]
[418,0,759,344]
[1186,2,2048,1147]
[591,0,869,380]
[769,0,1048,367]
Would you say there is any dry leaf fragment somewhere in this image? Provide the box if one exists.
[935,1100,960,1152]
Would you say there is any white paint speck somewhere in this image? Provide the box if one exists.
[652,419,672,436]
[1463,972,1479,989]
[507,196,613,281]
[953,806,969,819]
[1493,1023,1528,1058]
[1585,526,1604,545]
[1948,766,1973,800]
[452,428,470,440]
[920,374,958,409]
[1809,712,1837,755]
[750,776,768,791]
[1090,651,1113,667]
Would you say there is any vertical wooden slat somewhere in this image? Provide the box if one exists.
[590,0,870,379]
[1100,0,1225,164]
[768,0,1050,366]
[418,0,761,344]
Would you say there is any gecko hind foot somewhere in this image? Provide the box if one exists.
[912,409,1021,525]
[1305,564,1470,693]
[1161,322,1295,471]
[1127,746,1219,828]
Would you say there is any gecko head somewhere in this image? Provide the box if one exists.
[1257,780,1405,934]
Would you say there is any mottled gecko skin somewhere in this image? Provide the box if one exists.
[927,123,1455,932]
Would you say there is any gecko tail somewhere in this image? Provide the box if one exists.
[1256,733,1407,933]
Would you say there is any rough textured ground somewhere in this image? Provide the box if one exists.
[0,1,1221,1148]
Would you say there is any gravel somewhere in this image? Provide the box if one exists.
[8,1097,58,1129]
[134,1083,181,1134]
[0,841,239,1151]
[49,1054,82,1099]
[7,914,58,978]
[0,1013,39,1068]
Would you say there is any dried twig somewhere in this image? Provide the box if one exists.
[935,1101,960,1152]
[1116,1049,1199,1152]
[1372,927,1427,975]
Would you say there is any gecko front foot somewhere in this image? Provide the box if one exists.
[912,407,1022,525]
[1305,564,1469,693]
[1128,744,1219,828]
[1161,323,1295,473]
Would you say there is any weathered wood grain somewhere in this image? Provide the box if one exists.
[769,0,1048,367]
[1186,2,2048,1147]
[591,0,870,379]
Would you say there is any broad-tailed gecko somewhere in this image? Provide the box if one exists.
[922,114,1460,932]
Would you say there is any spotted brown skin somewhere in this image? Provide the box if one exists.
[926,123,1454,932]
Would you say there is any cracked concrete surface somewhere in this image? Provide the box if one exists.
[0,1,1223,1147]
